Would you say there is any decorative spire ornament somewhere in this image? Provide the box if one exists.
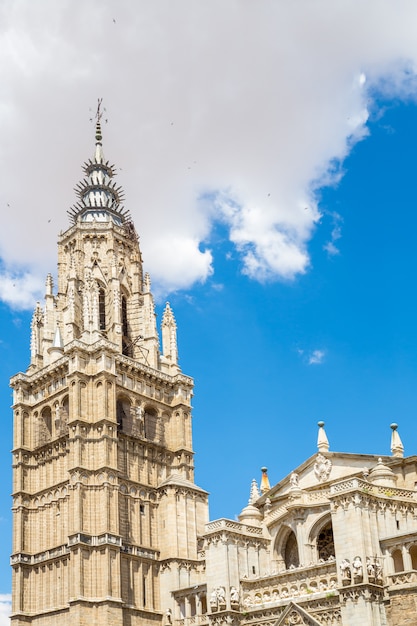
[390,423,404,458]
[317,421,330,452]
[260,467,271,494]
[67,98,131,225]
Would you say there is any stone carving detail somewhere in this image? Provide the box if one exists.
[230,586,239,606]
[290,472,299,488]
[340,558,351,584]
[314,454,332,483]
[285,611,303,624]
[352,556,363,582]
[210,586,226,611]
[366,557,382,583]
[82,270,100,332]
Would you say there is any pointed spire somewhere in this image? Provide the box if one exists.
[317,421,330,452]
[94,100,105,165]
[48,325,64,362]
[260,467,270,494]
[67,99,130,225]
[52,326,63,349]
[248,478,261,504]
[390,423,404,458]
[45,273,54,296]
[162,302,176,327]
[144,273,151,293]
[162,302,178,365]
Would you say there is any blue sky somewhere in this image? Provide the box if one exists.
[3,1,417,621]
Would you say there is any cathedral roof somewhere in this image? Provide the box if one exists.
[158,473,208,494]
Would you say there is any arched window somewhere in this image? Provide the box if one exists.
[410,545,417,570]
[317,522,335,561]
[144,407,158,441]
[284,531,299,569]
[38,407,52,445]
[41,407,52,435]
[121,295,130,356]
[392,549,404,573]
[116,397,131,432]
[98,288,106,331]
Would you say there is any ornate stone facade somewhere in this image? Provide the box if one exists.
[10,121,417,625]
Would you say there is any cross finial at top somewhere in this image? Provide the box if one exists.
[96,98,104,123]
[94,98,106,142]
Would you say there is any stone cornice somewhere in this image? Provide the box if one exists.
[11,358,68,387]
[116,353,193,387]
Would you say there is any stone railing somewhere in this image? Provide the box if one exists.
[387,570,417,587]
[175,617,209,626]
[116,353,193,386]
[240,561,338,609]
[11,544,70,566]
[205,519,263,536]
[330,478,416,500]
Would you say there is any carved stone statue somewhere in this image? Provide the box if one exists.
[366,557,382,580]
[230,586,239,605]
[352,556,363,580]
[290,472,299,488]
[216,586,226,605]
[340,558,351,581]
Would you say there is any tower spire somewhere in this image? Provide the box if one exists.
[67,99,130,225]
[94,97,104,163]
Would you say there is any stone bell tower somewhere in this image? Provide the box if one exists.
[10,111,209,625]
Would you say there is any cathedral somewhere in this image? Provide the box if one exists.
[10,116,417,625]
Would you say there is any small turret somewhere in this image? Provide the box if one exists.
[369,457,397,488]
[238,478,262,526]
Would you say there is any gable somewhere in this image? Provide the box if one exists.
[274,602,322,626]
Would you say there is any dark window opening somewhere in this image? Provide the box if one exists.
[121,295,131,356]
[116,399,128,432]
[99,288,106,331]
[393,549,404,573]
[317,522,335,561]
[284,531,300,569]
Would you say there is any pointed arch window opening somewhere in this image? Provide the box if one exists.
[284,531,300,569]
[317,522,335,561]
[121,295,131,356]
[98,288,106,333]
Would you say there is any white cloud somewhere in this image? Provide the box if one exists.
[323,212,343,256]
[308,350,326,365]
[2,1,417,307]
[0,594,11,626]
[0,269,44,310]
